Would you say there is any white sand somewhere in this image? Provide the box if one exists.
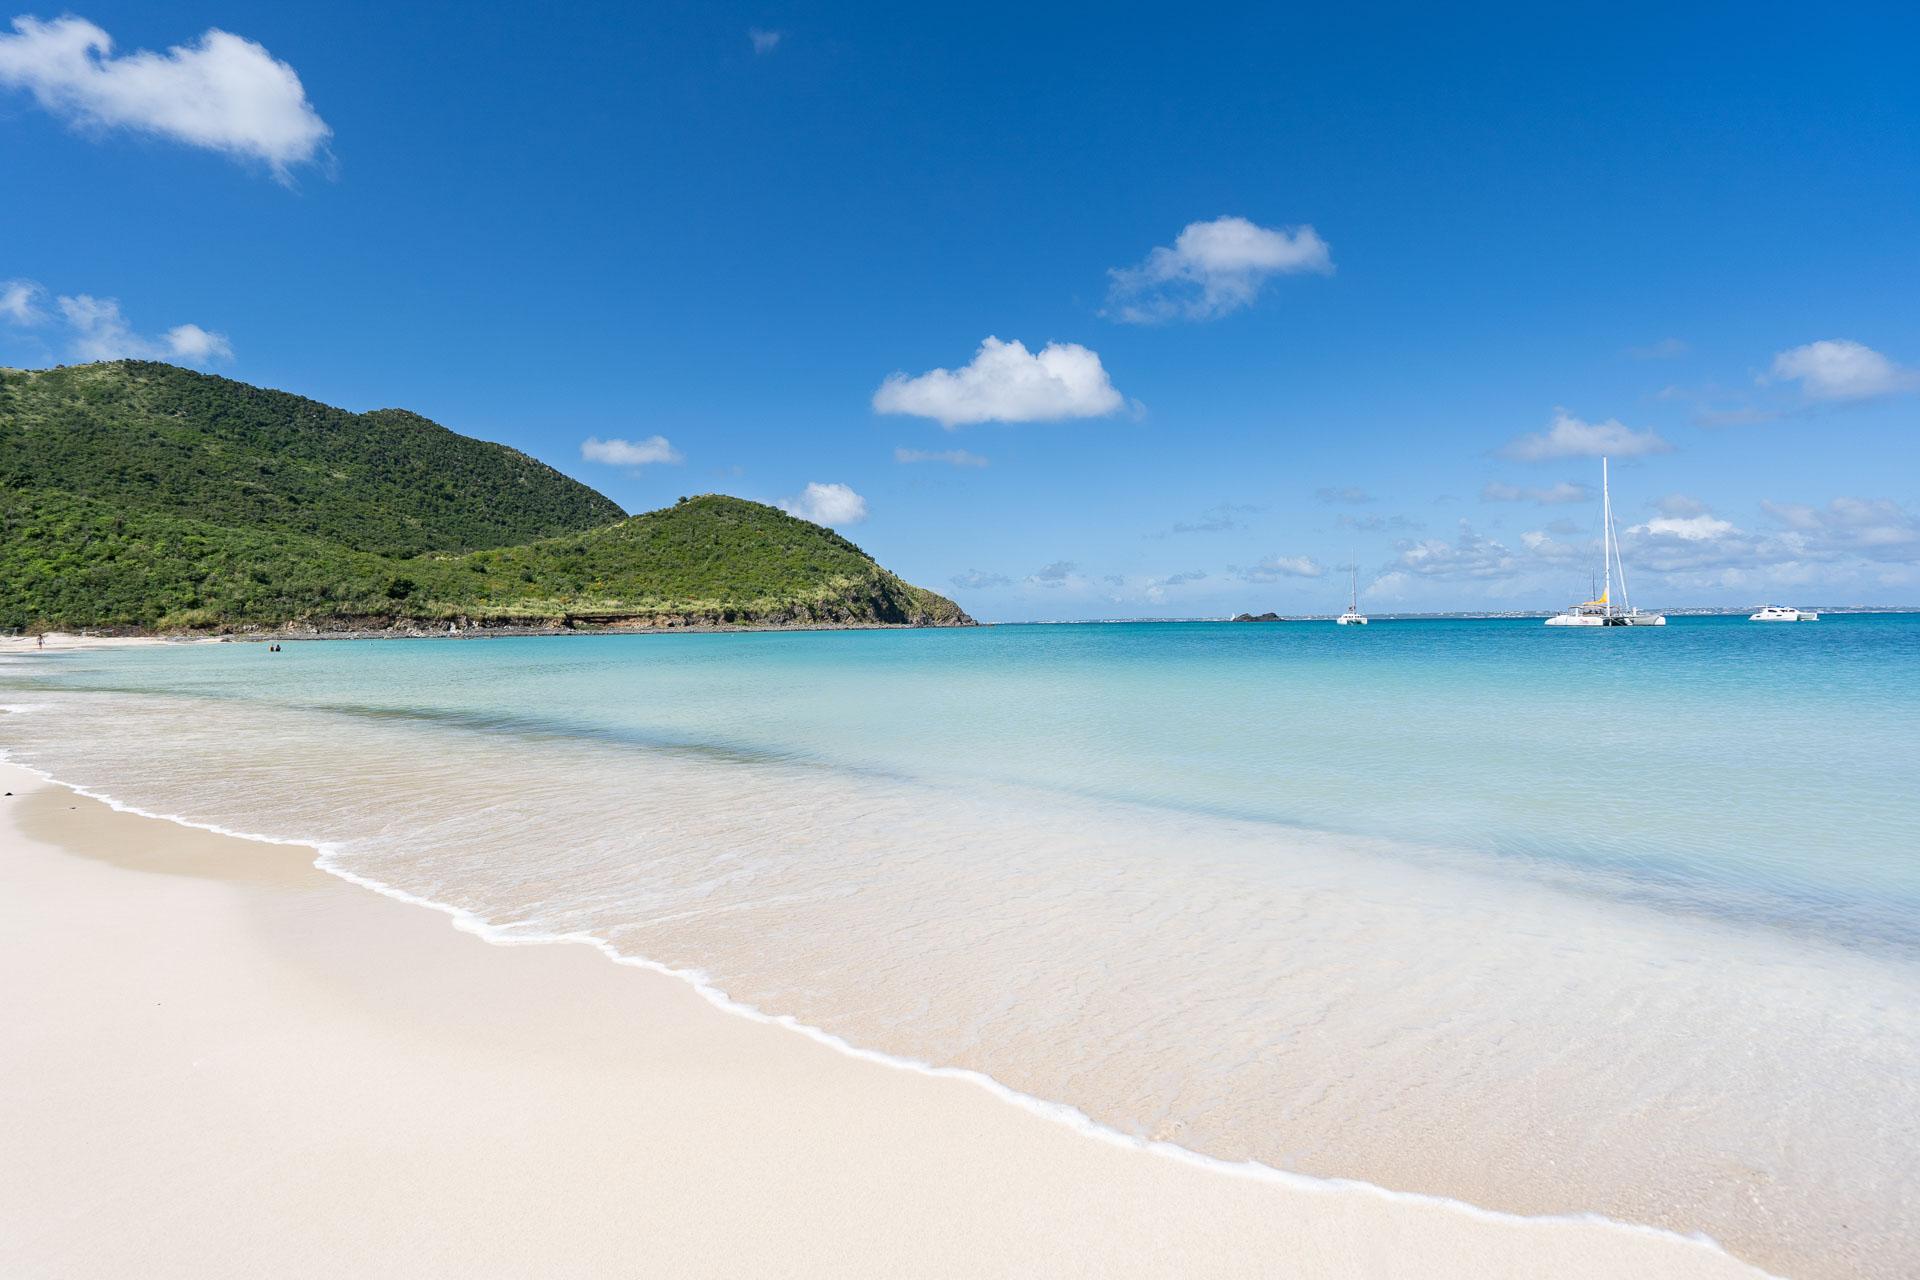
[0,762,1774,1278]
[0,633,219,652]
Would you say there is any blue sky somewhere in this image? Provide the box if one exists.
[3,2,1916,617]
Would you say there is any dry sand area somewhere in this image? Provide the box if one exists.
[0,761,1774,1278]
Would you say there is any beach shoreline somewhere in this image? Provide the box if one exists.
[0,615,975,651]
[0,758,1775,1278]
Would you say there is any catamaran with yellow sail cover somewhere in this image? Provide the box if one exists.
[1545,458,1665,627]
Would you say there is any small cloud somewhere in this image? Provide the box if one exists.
[1519,529,1584,560]
[951,569,1010,590]
[1653,493,1706,517]
[1141,569,1208,601]
[0,15,332,180]
[581,435,683,468]
[1759,497,1920,560]
[1499,408,1671,461]
[1236,554,1324,582]
[52,292,232,364]
[894,447,988,468]
[1315,485,1373,505]
[1162,501,1262,535]
[1029,560,1077,586]
[1627,337,1689,360]
[1628,514,1738,542]
[1481,480,1591,505]
[748,28,782,54]
[1,279,44,324]
[1768,339,1915,402]
[1105,215,1333,324]
[1393,522,1518,579]
[161,323,232,362]
[873,336,1124,428]
[779,481,868,527]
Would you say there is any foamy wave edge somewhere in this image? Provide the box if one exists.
[0,742,1780,1276]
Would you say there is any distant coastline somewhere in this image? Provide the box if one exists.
[995,607,1919,625]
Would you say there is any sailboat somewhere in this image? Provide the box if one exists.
[1545,458,1665,627]
[1336,569,1367,624]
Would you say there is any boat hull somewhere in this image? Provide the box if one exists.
[1546,612,1665,627]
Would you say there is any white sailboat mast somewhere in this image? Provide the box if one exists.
[1601,457,1614,619]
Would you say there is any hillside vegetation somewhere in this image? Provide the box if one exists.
[1,361,623,555]
[0,363,970,633]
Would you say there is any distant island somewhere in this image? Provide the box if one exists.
[0,361,970,635]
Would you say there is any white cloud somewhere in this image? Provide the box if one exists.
[951,569,1010,590]
[1237,554,1324,582]
[1628,514,1738,542]
[1162,502,1261,535]
[0,16,331,179]
[1769,340,1915,402]
[748,28,782,54]
[1481,480,1591,505]
[779,482,868,527]
[873,336,1124,428]
[1025,560,1095,591]
[894,447,988,468]
[54,292,232,363]
[1393,523,1519,579]
[1608,497,1920,579]
[1519,529,1583,560]
[1106,216,1333,323]
[161,322,232,362]
[581,435,682,468]
[1,279,44,324]
[1499,408,1672,461]
[1142,569,1208,602]
[1761,497,1920,561]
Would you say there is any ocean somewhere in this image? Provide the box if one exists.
[4,615,1916,1277]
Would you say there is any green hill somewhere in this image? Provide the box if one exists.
[0,362,970,633]
[1,361,623,555]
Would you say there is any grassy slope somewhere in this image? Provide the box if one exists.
[0,363,968,632]
[0,361,624,555]
[421,496,970,626]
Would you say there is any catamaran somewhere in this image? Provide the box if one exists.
[1545,458,1665,627]
[1750,605,1819,622]
[1336,569,1367,625]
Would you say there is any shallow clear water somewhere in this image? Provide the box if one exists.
[4,616,1917,1277]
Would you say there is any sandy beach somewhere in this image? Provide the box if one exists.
[0,760,1773,1279]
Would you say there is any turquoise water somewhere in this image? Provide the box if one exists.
[4,616,1917,1276]
[19,615,1920,948]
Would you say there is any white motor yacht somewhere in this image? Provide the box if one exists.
[1750,605,1819,622]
